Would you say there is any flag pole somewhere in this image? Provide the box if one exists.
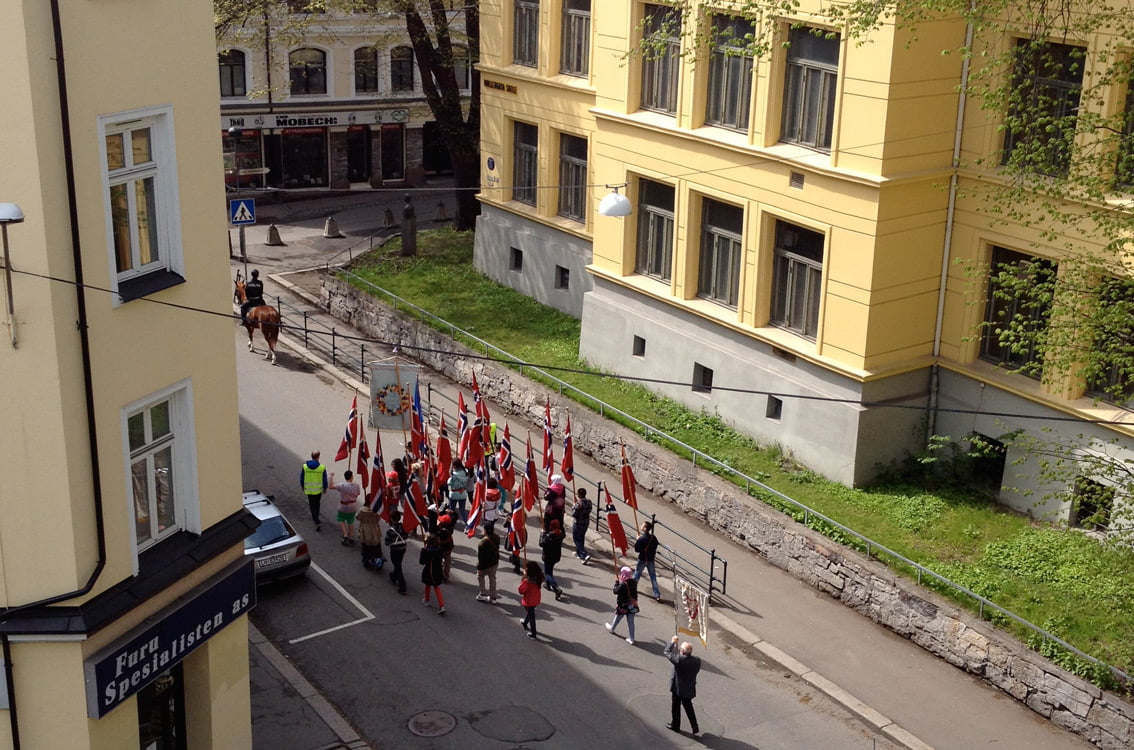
[347,388,358,467]
[529,430,544,528]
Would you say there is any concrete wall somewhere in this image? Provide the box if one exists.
[320,274,1133,749]
[473,204,592,317]
[579,276,929,485]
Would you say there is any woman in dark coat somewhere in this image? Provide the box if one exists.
[605,566,639,645]
[420,533,446,614]
[539,519,565,600]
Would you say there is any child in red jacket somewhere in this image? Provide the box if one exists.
[518,561,545,640]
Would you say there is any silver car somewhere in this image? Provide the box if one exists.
[243,490,311,583]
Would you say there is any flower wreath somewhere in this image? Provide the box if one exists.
[374,384,411,416]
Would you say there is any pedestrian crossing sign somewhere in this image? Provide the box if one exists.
[229,199,256,226]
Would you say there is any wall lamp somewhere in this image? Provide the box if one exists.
[598,183,632,217]
[0,203,24,348]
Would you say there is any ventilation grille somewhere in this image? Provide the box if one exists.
[789,172,805,189]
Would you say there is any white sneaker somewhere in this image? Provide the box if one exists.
[626,638,635,645]
[475,594,489,602]
[604,622,613,632]
[489,598,499,604]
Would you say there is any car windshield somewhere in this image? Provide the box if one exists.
[245,516,292,548]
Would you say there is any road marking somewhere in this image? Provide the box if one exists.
[287,562,376,644]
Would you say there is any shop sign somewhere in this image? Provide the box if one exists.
[83,560,256,718]
[222,109,410,130]
[483,79,518,94]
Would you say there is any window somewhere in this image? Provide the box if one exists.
[219,50,246,98]
[766,396,783,420]
[692,363,714,393]
[510,247,524,271]
[354,47,380,93]
[101,107,183,301]
[781,27,839,151]
[561,0,590,76]
[706,16,754,131]
[514,0,540,67]
[391,46,414,92]
[697,198,743,308]
[452,45,471,90]
[558,134,588,221]
[125,384,197,552]
[641,5,681,114]
[1003,40,1084,176]
[635,179,675,281]
[289,48,327,95]
[1086,277,1134,406]
[1072,476,1115,530]
[1114,85,1134,189]
[633,336,646,356]
[771,220,824,339]
[555,265,570,290]
[513,121,538,205]
[979,246,1056,377]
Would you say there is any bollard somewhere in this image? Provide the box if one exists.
[265,223,285,246]
[383,207,395,228]
[322,216,343,238]
[434,201,449,222]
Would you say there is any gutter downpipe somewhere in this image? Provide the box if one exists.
[3,2,110,746]
[928,11,976,440]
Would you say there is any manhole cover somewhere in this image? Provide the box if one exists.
[408,710,458,737]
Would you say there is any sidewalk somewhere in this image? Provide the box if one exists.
[239,205,1092,750]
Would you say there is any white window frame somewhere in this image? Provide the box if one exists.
[121,380,200,566]
[288,46,331,98]
[354,46,381,95]
[98,105,184,304]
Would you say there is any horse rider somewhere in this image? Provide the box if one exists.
[240,269,265,323]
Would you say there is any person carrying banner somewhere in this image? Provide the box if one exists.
[356,501,384,569]
[664,636,701,735]
[605,566,639,645]
[300,450,328,531]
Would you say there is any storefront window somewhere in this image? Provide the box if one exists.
[381,124,405,180]
[138,664,186,750]
[281,129,328,187]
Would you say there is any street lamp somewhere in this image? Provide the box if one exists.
[0,202,24,348]
[598,184,632,217]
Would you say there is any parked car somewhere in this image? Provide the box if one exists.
[243,490,311,583]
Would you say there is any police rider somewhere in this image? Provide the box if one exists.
[240,269,265,323]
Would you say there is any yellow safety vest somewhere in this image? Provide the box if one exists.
[303,463,326,495]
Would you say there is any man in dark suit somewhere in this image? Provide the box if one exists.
[664,635,701,734]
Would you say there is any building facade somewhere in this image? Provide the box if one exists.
[218,3,472,189]
[2,1,254,749]
[476,1,1134,526]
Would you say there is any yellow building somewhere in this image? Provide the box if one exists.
[476,1,1134,525]
[217,2,473,188]
[1,2,254,749]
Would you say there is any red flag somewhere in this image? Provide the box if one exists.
[604,484,629,554]
[481,402,493,449]
[471,372,484,420]
[561,415,574,483]
[434,413,452,491]
[523,437,538,512]
[366,431,386,506]
[466,464,485,538]
[401,496,421,534]
[620,443,638,511]
[497,424,515,492]
[356,429,370,490]
[408,477,428,520]
[334,395,358,462]
[379,481,398,522]
[508,492,527,552]
[542,398,554,478]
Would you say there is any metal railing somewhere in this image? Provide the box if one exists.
[291,269,1129,687]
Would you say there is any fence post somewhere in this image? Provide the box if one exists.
[360,344,366,382]
[303,311,310,349]
[331,327,337,367]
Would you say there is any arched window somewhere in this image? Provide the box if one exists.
[290,48,327,95]
[219,50,246,98]
[391,45,414,92]
[354,47,380,93]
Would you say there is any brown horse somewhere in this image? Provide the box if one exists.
[234,273,280,365]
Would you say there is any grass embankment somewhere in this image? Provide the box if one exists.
[346,228,1134,690]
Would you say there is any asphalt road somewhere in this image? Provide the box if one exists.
[237,331,900,749]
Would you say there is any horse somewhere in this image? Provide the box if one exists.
[234,272,280,365]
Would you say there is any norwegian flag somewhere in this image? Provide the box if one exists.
[408,473,429,520]
[457,392,470,444]
[542,398,555,479]
[497,423,515,492]
[620,442,638,510]
[465,463,486,538]
[560,415,574,483]
[471,372,484,417]
[523,436,538,512]
[506,490,526,552]
[481,401,493,449]
[410,379,428,461]
[401,495,421,534]
[602,483,629,554]
[333,395,359,462]
[434,413,452,491]
[355,428,371,490]
[365,431,386,507]
[473,371,492,448]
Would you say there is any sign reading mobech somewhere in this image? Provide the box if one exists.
[221,109,410,131]
[83,560,256,718]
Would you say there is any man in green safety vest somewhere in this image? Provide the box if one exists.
[301,450,328,531]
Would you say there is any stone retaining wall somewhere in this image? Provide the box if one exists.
[322,275,1134,749]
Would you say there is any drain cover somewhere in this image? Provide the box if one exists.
[408,710,458,737]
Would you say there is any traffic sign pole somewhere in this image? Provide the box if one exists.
[240,225,248,278]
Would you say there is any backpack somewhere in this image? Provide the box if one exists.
[448,470,468,496]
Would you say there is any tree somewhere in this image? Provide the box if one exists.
[633,0,1134,525]
[215,0,480,231]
